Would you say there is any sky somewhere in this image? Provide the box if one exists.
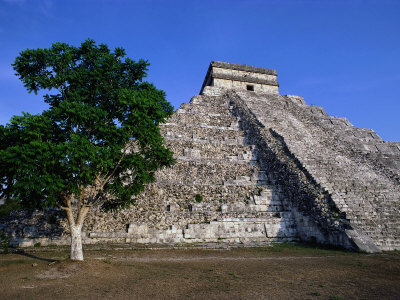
[0,0,399,141]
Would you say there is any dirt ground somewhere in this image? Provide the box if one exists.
[0,243,399,300]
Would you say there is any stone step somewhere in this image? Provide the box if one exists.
[221,202,286,213]
[175,107,234,118]
[189,95,231,107]
[162,122,240,132]
[155,161,258,185]
[169,111,238,128]
[165,139,255,161]
[161,126,246,144]
[234,91,400,249]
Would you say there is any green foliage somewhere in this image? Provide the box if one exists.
[0,232,11,253]
[257,187,263,195]
[194,194,203,203]
[0,198,21,218]
[0,39,175,210]
[228,272,240,279]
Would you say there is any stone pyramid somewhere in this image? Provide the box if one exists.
[4,62,400,252]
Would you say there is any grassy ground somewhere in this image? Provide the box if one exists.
[1,243,399,299]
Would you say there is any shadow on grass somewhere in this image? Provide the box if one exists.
[252,242,360,256]
[12,248,59,263]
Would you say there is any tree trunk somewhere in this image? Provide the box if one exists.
[63,199,90,261]
[70,224,84,261]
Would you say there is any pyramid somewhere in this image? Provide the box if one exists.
[4,62,400,252]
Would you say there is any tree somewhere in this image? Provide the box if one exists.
[0,39,175,260]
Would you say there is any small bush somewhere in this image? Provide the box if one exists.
[194,194,203,203]
[0,232,11,253]
[0,198,21,218]
[34,242,41,248]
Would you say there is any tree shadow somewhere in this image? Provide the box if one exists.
[13,248,59,263]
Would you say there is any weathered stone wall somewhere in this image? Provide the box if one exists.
[213,78,279,94]
[1,63,399,252]
[1,89,299,247]
[200,61,279,94]
[224,87,399,251]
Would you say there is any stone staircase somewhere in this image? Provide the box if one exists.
[229,88,400,250]
[112,92,298,244]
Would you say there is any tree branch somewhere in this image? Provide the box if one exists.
[77,185,86,210]
[60,194,75,227]
[56,203,69,211]
[101,143,130,189]
[44,73,65,96]
[76,205,90,226]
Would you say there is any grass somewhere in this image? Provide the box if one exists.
[0,246,399,299]
[250,242,355,256]
[0,259,29,266]
[228,272,240,278]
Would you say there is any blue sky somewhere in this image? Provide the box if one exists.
[1,0,399,141]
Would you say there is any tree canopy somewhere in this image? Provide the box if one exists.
[0,39,175,259]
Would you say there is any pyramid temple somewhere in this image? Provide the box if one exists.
[3,61,400,252]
